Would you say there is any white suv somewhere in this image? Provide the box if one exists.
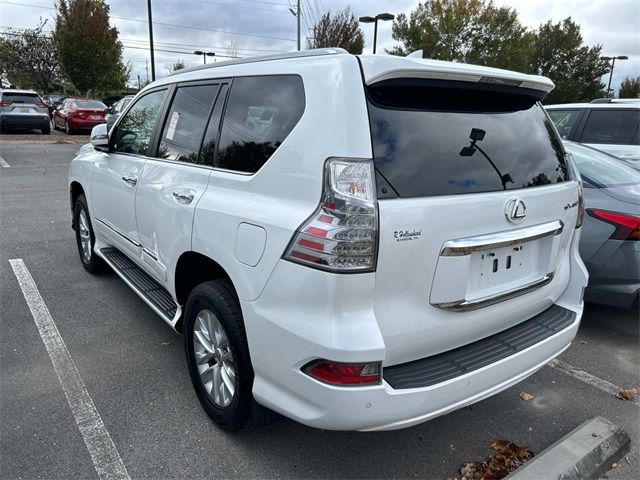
[69,49,588,432]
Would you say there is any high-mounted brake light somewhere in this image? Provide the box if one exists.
[303,360,381,386]
[588,209,640,241]
[284,158,378,272]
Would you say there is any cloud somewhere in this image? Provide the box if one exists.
[0,0,637,92]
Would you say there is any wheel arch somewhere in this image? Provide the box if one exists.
[69,181,85,229]
[174,251,239,332]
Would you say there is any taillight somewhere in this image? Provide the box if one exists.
[587,210,640,241]
[284,158,378,272]
[303,360,381,386]
[36,102,47,108]
[0,100,12,106]
[566,152,585,228]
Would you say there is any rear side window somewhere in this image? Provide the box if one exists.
[580,110,640,145]
[2,92,41,103]
[158,84,220,164]
[546,109,582,139]
[368,81,568,197]
[216,75,305,173]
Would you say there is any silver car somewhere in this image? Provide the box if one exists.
[565,141,640,308]
[0,89,50,134]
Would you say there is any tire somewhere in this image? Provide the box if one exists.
[42,124,50,135]
[65,120,73,135]
[184,280,253,432]
[74,194,106,273]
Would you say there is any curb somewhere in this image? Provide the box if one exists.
[506,417,630,480]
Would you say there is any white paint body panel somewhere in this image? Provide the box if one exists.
[68,50,589,431]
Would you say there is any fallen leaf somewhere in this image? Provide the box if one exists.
[459,441,534,479]
[611,463,618,469]
[520,392,535,401]
[616,387,638,401]
[161,342,171,346]
[580,340,588,345]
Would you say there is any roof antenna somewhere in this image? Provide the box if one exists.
[407,50,423,59]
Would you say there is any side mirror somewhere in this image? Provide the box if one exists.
[90,123,109,152]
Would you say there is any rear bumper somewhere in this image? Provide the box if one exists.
[69,118,105,130]
[243,233,588,431]
[0,113,49,129]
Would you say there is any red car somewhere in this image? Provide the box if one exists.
[53,98,107,134]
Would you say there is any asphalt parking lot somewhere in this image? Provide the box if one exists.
[1,140,638,480]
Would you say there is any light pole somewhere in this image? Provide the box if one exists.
[194,51,216,64]
[359,13,394,54]
[147,0,155,81]
[601,55,628,97]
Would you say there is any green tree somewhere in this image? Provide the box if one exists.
[54,0,128,95]
[167,59,185,75]
[0,20,64,93]
[306,7,364,54]
[388,0,533,72]
[619,76,640,98]
[531,18,608,104]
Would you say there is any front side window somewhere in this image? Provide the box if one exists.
[157,84,219,163]
[112,89,167,156]
[216,75,305,173]
[580,109,640,145]
[546,109,582,139]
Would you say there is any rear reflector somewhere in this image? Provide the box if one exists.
[303,360,381,386]
[588,209,640,240]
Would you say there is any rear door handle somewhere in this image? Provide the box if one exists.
[121,174,137,186]
[172,189,195,204]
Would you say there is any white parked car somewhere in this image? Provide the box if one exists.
[69,49,588,432]
[545,100,640,164]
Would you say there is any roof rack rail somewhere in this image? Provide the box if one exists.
[590,98,613,103]
[169,48,349,77]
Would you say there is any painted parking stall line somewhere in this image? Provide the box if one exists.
[9,259,131,480]
[548,358,640,407]
[0,154,10,168]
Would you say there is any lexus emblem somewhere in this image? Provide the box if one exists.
[505,199,527,224]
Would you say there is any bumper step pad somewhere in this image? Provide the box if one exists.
[100,247,178,320]
[384,304,576,389]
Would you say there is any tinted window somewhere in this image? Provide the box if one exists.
[547,109,582,139]
[158,84,219,163]
[368,82,568,197]
[216,75,305,173]
[200,84,228,165]
[2,92,40,103]
[112,89,166,156]
[566,143,640,188]
[75,100,106,109]
[580,109,640,145]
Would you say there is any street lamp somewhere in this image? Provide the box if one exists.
[359,13,395,54]
[601,55,628,97]
[194,50,216,64]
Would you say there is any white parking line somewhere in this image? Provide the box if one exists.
[548,358,640,407]
[9,259,131,480]
[0,154,10,168]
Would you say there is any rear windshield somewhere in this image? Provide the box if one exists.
[2,92,41,103]
[368,81,569,197]
[565,142,640,188]
[74,100,106,109]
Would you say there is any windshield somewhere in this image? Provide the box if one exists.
[565,142,640,188]
[368,80,568,197]
[75,100,106,109]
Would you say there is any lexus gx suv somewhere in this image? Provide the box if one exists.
[69,49,588,432]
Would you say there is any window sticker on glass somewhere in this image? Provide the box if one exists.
[166,112,180,141]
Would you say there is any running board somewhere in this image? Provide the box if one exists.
[98,247,181,329]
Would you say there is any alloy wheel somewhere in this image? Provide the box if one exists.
[193,308,236,407]
[77,208,92,263]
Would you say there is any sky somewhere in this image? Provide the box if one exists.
[0,0,638,94]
